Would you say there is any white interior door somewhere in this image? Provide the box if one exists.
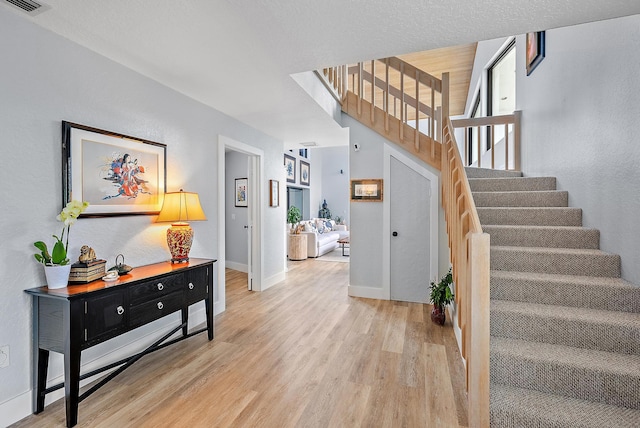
[390,157,431,303]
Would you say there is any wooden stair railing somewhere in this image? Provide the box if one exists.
[322,60,490,427]
[452,111,522,171]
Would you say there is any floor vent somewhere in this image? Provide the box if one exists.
[4,0,50,15]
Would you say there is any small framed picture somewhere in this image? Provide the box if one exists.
[526,31,545,76]
[351,179,383,202]
[235,178,248,207]
[300,160,310,186]
[269,179,279,207]
[284,154,296,183]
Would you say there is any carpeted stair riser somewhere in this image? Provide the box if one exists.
[477,207,582,226]
[491,246,621,277]
[469,176,556,192]
[484,225,599,249]
[491,300,640,355]
[491,271,640,313]
[491,384,640,428]
[473,190,568,207]
[491,338,640,409]
[464,167,522,178]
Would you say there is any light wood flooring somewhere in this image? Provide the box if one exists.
[14,259,468,427]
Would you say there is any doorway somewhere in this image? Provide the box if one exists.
[217,135,264,314]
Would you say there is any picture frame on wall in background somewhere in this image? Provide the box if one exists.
[62,121,167,217]
[235,178,248,207]
[284,154,296,183]
[350,179,383,202]
[300,160,310,186]
[269,179,279,207]
[526,31,545,76]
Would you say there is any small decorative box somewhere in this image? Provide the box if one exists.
[69,259,106,283]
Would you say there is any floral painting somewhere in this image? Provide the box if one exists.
[284,154,296,183]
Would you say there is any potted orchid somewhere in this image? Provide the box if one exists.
[34,200,89,288]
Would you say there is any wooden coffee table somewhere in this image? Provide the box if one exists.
[337,237,350,257]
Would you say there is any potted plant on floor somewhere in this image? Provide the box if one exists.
[429,268,454,325]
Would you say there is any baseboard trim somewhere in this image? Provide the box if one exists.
[348,285,387,300]
[0,306,209,427]
[225,261,248,273]
[262,270,285,291]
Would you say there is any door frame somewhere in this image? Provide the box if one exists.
[217,135,264,313]
[382,144,439,300]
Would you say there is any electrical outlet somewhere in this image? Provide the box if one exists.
[0,345,9,368]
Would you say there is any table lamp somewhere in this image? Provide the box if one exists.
[156,189,207,263]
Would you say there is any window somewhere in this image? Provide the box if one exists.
[468,92,480,166]
[487,40,516,150]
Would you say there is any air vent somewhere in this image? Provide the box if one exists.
[3,0,50,15]
[300,142,317,147]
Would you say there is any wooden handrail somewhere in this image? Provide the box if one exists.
[442,118,490,427]
[452,111,521,171]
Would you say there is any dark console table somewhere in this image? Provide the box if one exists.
[25,258,216,427]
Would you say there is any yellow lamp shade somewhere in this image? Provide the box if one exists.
[156,190,207,263]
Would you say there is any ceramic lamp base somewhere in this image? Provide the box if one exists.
[166,223,194,263]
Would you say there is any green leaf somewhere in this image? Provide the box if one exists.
[51,240,67,265]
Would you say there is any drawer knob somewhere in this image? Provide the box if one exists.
[157,283,164,291]
[188,282,194,290]
[116,306,125,315]
[157,302,164,310]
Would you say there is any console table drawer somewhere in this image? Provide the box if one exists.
[128,291,183,328]
[85,290,126,344]
[185,267,209,305]
[129,273,185,306]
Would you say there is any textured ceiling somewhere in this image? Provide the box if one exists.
[4,0,640,148]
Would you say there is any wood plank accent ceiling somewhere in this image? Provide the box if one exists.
[361,43,476,119]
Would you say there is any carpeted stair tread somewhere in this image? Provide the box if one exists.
[491,383,640,428]
[491,246,621,277]
[491,300,640,354]
[473,190,568,207]
[484,224,599,248]
[491,337,640,409]
[464,167,522,178]
[478,207,582,226]
[469,176,556,192]
[491,270,640,313]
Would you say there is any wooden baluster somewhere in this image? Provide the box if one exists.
[514,110,521,171]
[464,127,469,166]
[491,124,495,169]
[371,60,375,125]
[415,69,420,152]
[430,77,436,159]
[357,63,363,116]
[505,122,510,170]
[385,59,390,132]
[400,63,405,142]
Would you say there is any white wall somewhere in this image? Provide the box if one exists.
[0,8,285,424]
[514,15,640,285]
[311,146,350,225]
[225,151,249,270]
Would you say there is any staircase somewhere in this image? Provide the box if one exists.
[467,167,640,427]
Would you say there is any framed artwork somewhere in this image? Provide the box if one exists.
[284,154,296,183]
[269,179,279,207]
[300,160,310,186]
[350,179,383,202]
[62,121,166,217]
[235,178,248,207]
[526,31,545,76]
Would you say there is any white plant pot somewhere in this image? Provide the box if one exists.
[44,264,72,289]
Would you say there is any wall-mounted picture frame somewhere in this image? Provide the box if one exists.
[269,179,279,207]
[350,179,383,202]
[284,154,296,183]
[300,160,310,186]
[235,178,248,207]
[526,31,545,76]
[62,121,167,217]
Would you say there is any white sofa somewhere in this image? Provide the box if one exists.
[300,219,349,258]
